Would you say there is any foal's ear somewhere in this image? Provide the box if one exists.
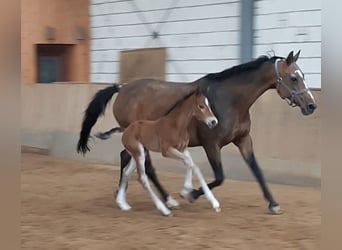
[286,51,294,66]
[195,85,206,97]
[195,86,201,97]
[293,50,301,62]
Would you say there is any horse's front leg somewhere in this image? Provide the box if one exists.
[234,134,281,214]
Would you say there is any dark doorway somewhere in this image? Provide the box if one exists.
[36,44,73,83]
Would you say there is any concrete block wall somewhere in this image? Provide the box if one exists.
[21,84,321,186]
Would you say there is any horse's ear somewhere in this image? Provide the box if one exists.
[286,51,294,65]
[294,50,301,62]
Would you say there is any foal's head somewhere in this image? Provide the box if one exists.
[273,50,317,115]
[192,88,218,129]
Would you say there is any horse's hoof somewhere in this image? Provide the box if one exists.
[187,193,196,203]
[269,203,282,215]
[166,196,179,209]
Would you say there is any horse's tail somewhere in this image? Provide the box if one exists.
[94,127,124,140]
[77,84,121,155]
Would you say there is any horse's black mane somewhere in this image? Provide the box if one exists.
[162,55,285,116]
[203,55,284,81]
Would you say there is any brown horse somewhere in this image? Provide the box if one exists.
[116,87,219,216]
[77,51,317,214]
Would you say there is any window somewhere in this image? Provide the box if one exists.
[36,44,73,83]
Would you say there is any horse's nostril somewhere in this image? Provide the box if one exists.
[307,103,317,112]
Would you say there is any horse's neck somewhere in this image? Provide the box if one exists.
[225,62,277,112]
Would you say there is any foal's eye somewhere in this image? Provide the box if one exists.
[198,105,205,109]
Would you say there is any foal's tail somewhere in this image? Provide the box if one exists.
[77,84,121,155]
[94,127,124,140]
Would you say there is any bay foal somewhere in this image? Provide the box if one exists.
[116,88,219,216]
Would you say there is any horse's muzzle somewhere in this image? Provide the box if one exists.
[302,103,317,115]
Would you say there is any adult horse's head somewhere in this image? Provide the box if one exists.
[274,50,317,115]
[193,87,218,129]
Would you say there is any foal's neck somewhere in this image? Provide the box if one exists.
[162,94,194,131]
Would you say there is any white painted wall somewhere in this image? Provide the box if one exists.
[90,0,321,89]
[253,0,321,89]
[89,0,241,83]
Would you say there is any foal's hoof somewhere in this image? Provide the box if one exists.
[166,196,179,209]
[215,207,221,213]
[269,203,282,215]
[117,203,132,211]
[164,212,174,217]
[179,188,192,199]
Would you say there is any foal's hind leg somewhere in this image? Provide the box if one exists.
[116,158,136,211]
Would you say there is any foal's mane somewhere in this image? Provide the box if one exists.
[203,55,284,81]
[163,90,196,116]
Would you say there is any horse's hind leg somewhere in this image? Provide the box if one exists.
[118,149,131,191]
[116,157,136,211]
[144,150,179,209]
[135,145,172,216]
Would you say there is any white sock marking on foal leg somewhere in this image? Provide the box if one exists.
[180,150,193,198]
[182,150,220,212]
[193,165,220,211]
[137,144,171,216]
[116,158,135,211]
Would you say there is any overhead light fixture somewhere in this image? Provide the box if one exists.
[75,26,86,40]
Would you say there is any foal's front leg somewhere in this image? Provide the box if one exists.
[135,147,172,216]
[179,164,193,198]
[164,148,220,212]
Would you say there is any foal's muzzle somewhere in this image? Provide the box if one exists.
[207,118,218,129]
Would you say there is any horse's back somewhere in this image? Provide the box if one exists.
[113,78,196,127]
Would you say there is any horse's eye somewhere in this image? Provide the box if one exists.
[198,105,205,109]
[291,76,297,82]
